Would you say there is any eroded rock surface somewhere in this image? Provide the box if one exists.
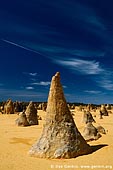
[29,72,91,159]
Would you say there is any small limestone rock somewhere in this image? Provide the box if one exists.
[96,125,106,134]
[25,101,38,125]
[82,122,101,141]
[82,111,96,124]
[106,104,111,110]
[100,105,108,116]
[15,112,29,127]
[4,99,14,114]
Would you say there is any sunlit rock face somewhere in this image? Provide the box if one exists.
[25,101,38,125]
[4,99,14,114]
[15,112,29,127]
[82,111,96,124]
[82,122,101,141]
[29,72,91,159]
[100,105,108,116]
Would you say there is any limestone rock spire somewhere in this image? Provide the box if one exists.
[29,72,91,158]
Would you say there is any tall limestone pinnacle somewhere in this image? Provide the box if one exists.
[29,72,91,158]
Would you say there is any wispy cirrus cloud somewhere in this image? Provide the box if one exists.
[84,90,101,94]
[29,73,37,76]
[31,81,50,86]
[49,1,105,30]
[23,72,37,76]
[26,41,105,59]
[70,49,105,57]
[52,57,113,91]
[31,80,67,88]
[96,76,113,91]
[25,86,34,90]
[53,58,103,75]
[63,85,67,89]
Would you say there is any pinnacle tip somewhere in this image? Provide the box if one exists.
[55,72,60,77]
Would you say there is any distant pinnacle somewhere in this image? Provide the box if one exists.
[25,101,38,125]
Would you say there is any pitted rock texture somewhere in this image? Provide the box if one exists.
[25,101,38,125]
[29,72,91,159]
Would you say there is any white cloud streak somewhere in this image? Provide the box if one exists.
[32,81,50,86]
[54,58,103,75]
[63,85,67,88]
[71,49,105,57]
[53,57,113,91]
[84,90,101,94]
[25,86,34,90]
[1,39,46,57]
[97,78,113,91]
[29,73,37,76]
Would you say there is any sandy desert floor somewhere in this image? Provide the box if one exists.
[0,110,113,170]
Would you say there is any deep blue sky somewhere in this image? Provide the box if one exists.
[0,0,113,104]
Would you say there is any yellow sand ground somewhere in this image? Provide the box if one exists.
[0,110,113,170]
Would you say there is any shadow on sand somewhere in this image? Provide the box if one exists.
[90,144,108,153]
[77,144,108,158]
[10,137,33,145]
